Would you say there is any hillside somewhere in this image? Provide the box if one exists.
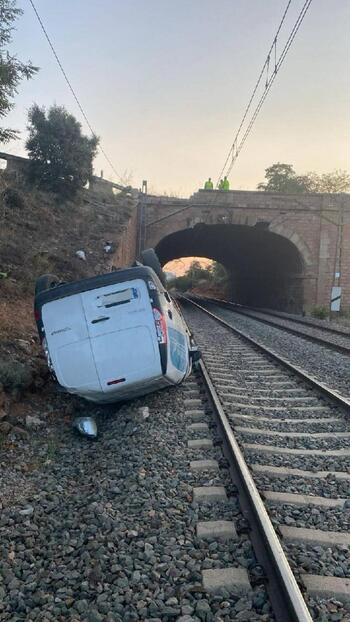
[0,174,136,431]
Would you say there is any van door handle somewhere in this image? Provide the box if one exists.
[92,316,110,324]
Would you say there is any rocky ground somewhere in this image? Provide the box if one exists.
[182,303,350,622]
[0,373,273,622]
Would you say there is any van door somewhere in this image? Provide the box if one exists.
[42,294,102,393]
[81,278,162,393]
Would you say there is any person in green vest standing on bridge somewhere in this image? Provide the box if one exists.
[219,176,230,190]
[204,177,213,190]
[223,175,230,191]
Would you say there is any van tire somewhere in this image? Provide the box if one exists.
[35,274,60,296]
[141,249,166,286]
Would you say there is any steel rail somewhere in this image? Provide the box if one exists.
[198,297,350,356]
[207,297,350,338]
[184,296,350,420]
[190,337,313,621]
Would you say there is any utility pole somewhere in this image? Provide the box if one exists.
[330,198,344,315]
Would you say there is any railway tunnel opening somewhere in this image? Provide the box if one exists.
[155,223,305,312]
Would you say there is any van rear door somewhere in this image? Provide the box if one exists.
[42,294,102,393]
[81,278,162,393]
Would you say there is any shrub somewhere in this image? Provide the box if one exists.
[2,187,24,209]
[311,305,328,320]
[0,359,33,392]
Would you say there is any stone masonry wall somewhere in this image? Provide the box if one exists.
[141,190,350,311]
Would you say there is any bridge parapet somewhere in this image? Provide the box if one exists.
[190,189,350,212]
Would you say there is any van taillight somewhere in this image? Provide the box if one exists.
[152,307,167,344]
[34,308,40,322]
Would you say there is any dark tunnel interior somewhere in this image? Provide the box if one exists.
[156,224,305,312]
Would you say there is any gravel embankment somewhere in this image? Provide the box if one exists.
[268,504,350,533]
[0,379,273,622]
[254,475,349,499]
[285,543,350,579]
[233,419,348,433]
[244,450,350,473]
[238,433,350,451]
[233,309,350,351]
[203,303,350,399]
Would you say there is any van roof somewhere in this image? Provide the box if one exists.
[35,265,163,310]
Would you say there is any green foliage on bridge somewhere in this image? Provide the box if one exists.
[258,163,350,194]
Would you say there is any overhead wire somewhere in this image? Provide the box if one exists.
[27,0,123,182]
[217,0,313,185]
[216,0,293,187]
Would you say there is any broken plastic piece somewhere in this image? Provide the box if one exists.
[73,416,97,439]
[76,250,86,261]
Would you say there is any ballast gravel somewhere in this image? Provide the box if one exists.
[233,419,348,433]
[235,309,350,351]
[245,450,350,473]
[203,303,350,400]
[254,475,350,500]
[285,542,350,581]
[268,504,350,533]
[0,379,273,622]
[238,433,350,451]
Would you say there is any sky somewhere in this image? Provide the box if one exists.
[4,0,350,196]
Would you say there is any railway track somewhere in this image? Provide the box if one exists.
[200,297,350,355]
[181,296,350,621]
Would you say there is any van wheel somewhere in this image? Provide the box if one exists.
[35,274,60,296]
[141,249,166,286]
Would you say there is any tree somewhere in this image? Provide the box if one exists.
[188,260,210,284]
[258,163,350,194]
[305,170,350,193]
[257,163,310,194]
[172,260,229,291]
[26,104,99,194]
[0,0,38,142]
[210,261,228,284]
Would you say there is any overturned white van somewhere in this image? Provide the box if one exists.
[34,265,199,404]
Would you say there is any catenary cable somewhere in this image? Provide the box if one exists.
[216,0,293,187]
[217,0,313,184]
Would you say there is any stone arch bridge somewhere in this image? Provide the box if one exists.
[136,189,350,313]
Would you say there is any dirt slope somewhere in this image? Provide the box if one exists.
[0,177,136,433]
[0,180,135,340]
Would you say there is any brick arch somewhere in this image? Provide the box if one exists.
[268,221,312,268]
[140,189,350,311]
[155,223,306,312]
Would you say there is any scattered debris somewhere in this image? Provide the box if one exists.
[139,406,150,419]
[25,414,43,428]
[104,241,113,253]
[73,416,97,439]
[18,504,34,516]
[75,250,86,261]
